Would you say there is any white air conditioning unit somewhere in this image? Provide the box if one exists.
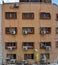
[23,46,28,51]
[41,43,45,47]
[45,46,51,51]
[11,31,16,35]
[10,59,16,63]
[10,30,16,35]
[23,30,28,35]
[8,47,13,51]
[41,30,46,35]
[14,3,19,8]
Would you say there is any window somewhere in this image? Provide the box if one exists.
[56,27,58,34]
[23,42,34,49]
[40,12,51,19]
[56,14,58,21]
[31,0,40,2]
[5,27,17,35]
[40,53,50,64]
[24,54,34,60]
[6,54,16,59]
[22,27,34,34]
[40,27,51,35]
[40,0,42,2]
[5,12,17,19]
[56,41,58,48]
[20,0,51,2]
[20,0,29,2]
[22,13,34,19]
[5,42,17,49]
[20,0,40,2]
[40,42,51,49]
[40,53,50,59]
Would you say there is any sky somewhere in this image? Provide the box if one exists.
[0,0,58,5]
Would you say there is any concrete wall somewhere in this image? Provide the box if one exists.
[0,4,3,65]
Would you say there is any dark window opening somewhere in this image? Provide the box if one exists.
[40,53,50,59]
[22,27,34,34]
[40,12,51,19]
[20,0,29,2]
[23,42,34,49]
[5,27,17,35]
[40,42,51,49]
[20,0,46,2]
[40,53,50,64]
[20,0,51,2]
[56,27,58,34]
[6,54,16,59]
[5,12,17,19]
[31,0,40,2]
[24,54,34,60]
[56,14,58,21]
[56,41,58,48]
[40,27,51,35]
[22,13,34,19]
[5,42,17,49]
[40,0,42,2]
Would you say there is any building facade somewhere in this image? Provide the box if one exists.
[2,0,58,64]
[0,4,3,65]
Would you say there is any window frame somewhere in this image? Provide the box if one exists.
[5,27,17,34]
[40,53,50,60]
[40,12,51,19]
[5,12,17,19]
[20,0,40,2]
[56,27,58,34]
[6,54,16,59]
[40,42,51,49]
[24,54,34,60]
[40,27,51,34]
[5,42,17,49]
[56,41,58,48]
[22,13,34,19]
[56,14,58,21]
[22,42,34,49]
[22,27,34,34]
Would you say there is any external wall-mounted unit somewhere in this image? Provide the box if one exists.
[23,46,28,51]
[40,30,46,35]
[23,30,28,35]
[10,30,16,35]
[8,47,13,51]
[14,3,19,8]
[45,46,51,51]
[10,59,16,63]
